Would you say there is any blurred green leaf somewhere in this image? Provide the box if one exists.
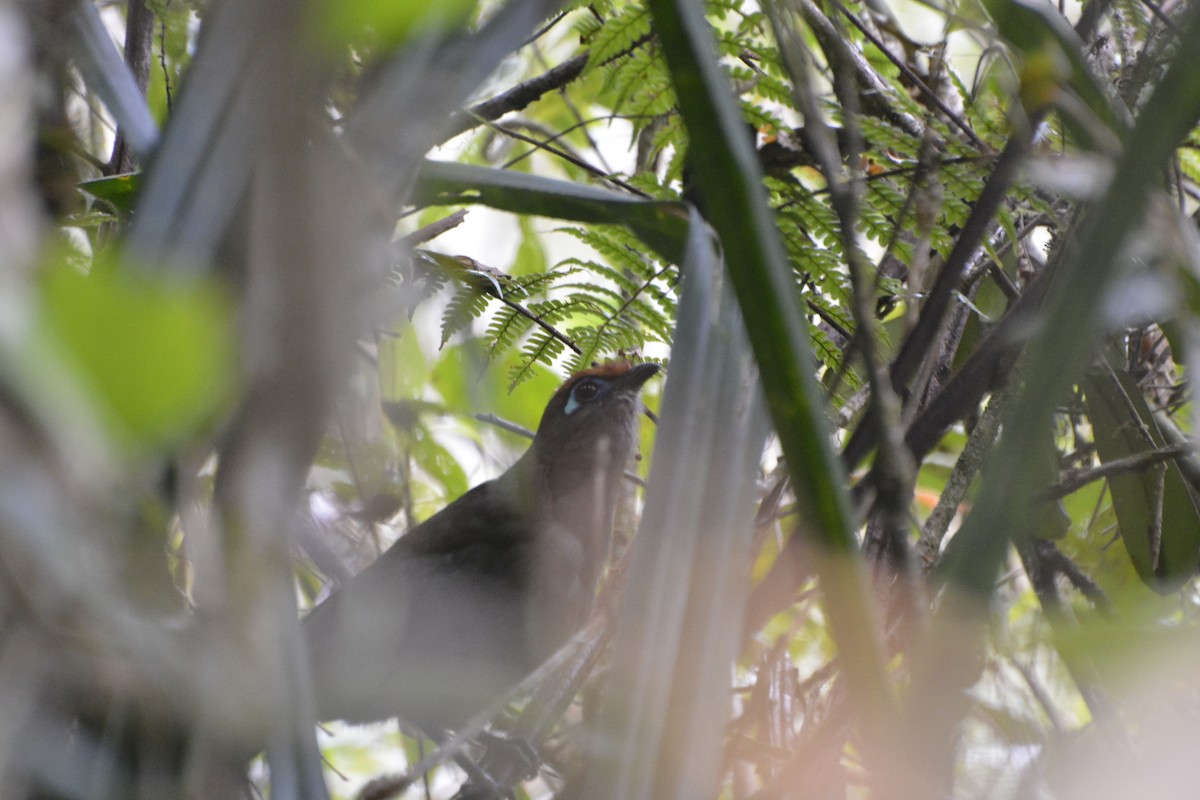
[1081,365,1200,593]
[38,254,234,450]
[973,699,1047,746]
[432,342,560,435]
[379,324,430,401]
[411,427,468,500]
[646,0,887,719]
[79,173,141,216]
[513,216,548,277]
[983,0,1126,147]
[66,0,159,156]
[490,368,560,432]
[312,0,478,55]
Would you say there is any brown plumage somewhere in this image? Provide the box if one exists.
[302,361,659,733]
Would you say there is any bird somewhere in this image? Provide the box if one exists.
[301,360,659,734]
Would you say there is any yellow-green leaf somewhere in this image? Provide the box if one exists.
[1082,365,1200,593]
[39,257,234,451]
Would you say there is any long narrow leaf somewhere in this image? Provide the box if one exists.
[645,0,892,728]
[66,0,159,158]
[127,0,259,262]
[1083,365,1200,592]
[413,160,690,263]
[579,209,769,800]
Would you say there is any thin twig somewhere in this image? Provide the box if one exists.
[473,413,534,439]
[1036,443,1192,501]
[442,52,589,142]
[479,115,651,197]
[159,20,173,112]
[499,113,661,171]
[828,0,987,151]
[441,34,654,144]
[917,388,1007,570]
[521,9,570,48]
[400,210,469,247]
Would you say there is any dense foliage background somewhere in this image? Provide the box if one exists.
[8,0,1200,797]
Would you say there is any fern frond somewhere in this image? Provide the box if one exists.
[440,285,490,347]
[586,5,652,71]
[485,306,535,356]
[604,47,676,120]
[513,332,569,387]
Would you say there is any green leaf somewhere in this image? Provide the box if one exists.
[513,216,548,277]
[38,255,234,450]
[1081,366,1200,593]
[66,0,159,157]
[584,3,652,70]
[431,343,559,435]
[79,173,141,216]
[411,426,468,500]
[412,160,691,264]
[312,0,478,53]
[379,324,429,400]
[646,0,890,726]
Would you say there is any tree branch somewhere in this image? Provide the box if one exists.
[440,34,654,144]
[1037,442,1192,502]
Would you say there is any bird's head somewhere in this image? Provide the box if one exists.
[531,360,659,479]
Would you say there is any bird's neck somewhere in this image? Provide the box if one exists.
[503,434,629,562]
[500,436,630,655]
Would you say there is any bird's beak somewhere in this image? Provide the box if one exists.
[620,362,660,392]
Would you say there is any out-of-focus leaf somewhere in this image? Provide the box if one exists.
[1099,273,1178,330]
[983,0,1127,147]
[1021,154,1114,199]
[312,0,478,54]
[79,173,141,216]
[65,0,159,157]
[580,206,770,800]
[513,216,548,277]
[63,210,119,230]
[974,699,1048,746]
[126,0,258,264]
[432,343,559,435]
[378,324,429,401]
[343,0,569,202]
[411,427,468,500]
[646,0,890,738]
[37,254,234,450]
[1029,432,1070,540]
[1081,366,1200,593]
[489,371,560,434]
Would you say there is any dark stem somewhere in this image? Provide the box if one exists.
[108,0,155,173]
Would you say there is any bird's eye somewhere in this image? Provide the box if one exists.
[565,379,603,415]
[574,381,600,402]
